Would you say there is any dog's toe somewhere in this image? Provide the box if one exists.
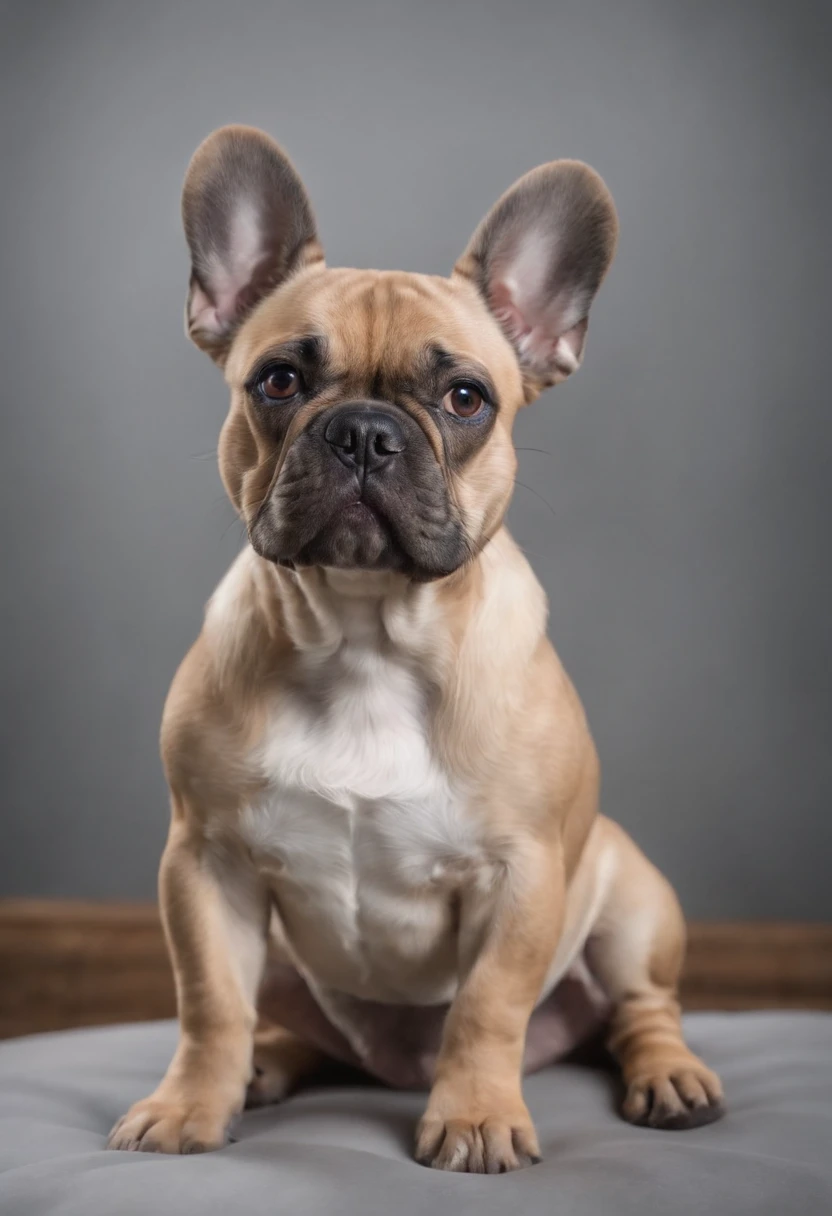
[416,1113,541,1174]
[107,1095,233,1153]
[623,1065,724,1131]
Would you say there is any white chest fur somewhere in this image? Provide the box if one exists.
[239,595,481,1003]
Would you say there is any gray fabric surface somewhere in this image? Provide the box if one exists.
[0,1013,830,1215]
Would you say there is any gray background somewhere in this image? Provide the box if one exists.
[1,0,830,918]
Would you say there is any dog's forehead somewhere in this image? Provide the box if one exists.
[227,266,521,391]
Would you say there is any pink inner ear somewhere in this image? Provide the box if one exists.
[484,221,592,381]
[188,196,266,339]
[188,280,225,338]
[490,279,583,380]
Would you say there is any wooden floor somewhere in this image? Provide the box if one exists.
[1,900,830,1040]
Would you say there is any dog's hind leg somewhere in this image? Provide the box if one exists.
[586,817,724,1130]
[249,958,361,1104]
[246,1024,327,1107]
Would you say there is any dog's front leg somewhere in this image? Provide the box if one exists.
[416,838,564,1173]
[108,818,269,1153]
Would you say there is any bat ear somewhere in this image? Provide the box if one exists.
[182,125,323,364]
[454,160,617,397]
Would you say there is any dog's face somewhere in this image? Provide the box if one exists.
[182,127,617,580]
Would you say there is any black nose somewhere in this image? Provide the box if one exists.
[324,406,406,478]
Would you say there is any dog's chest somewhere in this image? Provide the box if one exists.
[239,613,482,1000]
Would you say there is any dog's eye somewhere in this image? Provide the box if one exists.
[443,383,485,419]
[260,364,302,400]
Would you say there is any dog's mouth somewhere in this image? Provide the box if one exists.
[344,499,381,523]
[318,488,398,569]
[276,471,413,571]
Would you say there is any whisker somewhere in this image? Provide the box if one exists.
[513,479,559,523]
[221,518,248,543]
[513,540,551,563]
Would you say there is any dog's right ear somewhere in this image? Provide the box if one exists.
[182,126,323,364]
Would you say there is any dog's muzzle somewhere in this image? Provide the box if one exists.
[251,397,468,580]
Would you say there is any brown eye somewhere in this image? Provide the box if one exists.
[260,364,301,400]
[443,383,486,419]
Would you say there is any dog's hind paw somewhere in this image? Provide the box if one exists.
[623,1063,724,1130]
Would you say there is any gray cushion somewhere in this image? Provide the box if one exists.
[0,1013,830,1215]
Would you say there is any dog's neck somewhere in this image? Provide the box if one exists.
[204,527,545,701]
[204,544,464,671]
[202,528,548,776]
[318,567,411,601]
[269,557,464,664]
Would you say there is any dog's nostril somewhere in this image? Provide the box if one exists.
[374,432,403,456]
[325,417,359,453]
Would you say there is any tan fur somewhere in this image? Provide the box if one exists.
[108,127,722,1170]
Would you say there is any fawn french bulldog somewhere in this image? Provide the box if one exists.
[108,126,723,1172]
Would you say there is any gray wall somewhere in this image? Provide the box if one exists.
[2,0,830,918]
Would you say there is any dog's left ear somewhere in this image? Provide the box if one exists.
[454,161,618,397]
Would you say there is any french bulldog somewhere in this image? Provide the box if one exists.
[108,126,723,1172]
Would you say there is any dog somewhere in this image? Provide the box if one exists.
[108,125,723,1172]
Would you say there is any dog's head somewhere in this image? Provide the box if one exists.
[182,126,617,581]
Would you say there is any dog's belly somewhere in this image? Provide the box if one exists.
[257,954,612,1090]
[253,817,618,1088]
[243,786,480,1003]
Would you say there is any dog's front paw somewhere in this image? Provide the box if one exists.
[623,1060,724,1130]
[416,1105,541,1174]
[107,1091,238,1153]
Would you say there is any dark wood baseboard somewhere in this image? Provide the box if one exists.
[0,901,174,1040]
[0,900,830,1040]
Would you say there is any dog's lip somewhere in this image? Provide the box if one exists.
[345,499,381,521]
